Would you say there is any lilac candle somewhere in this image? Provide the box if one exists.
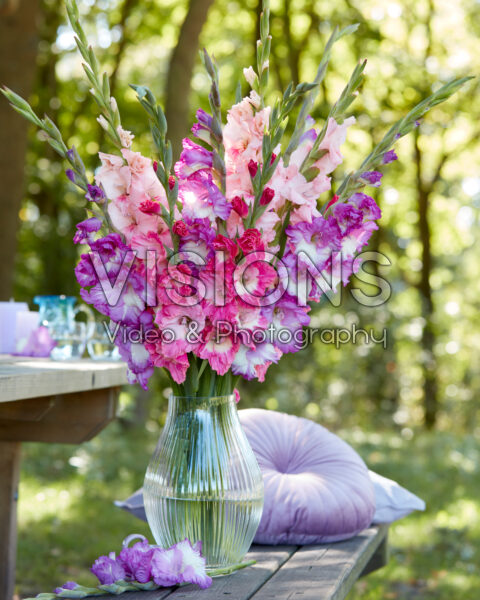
[15,311,40,353]
[0,301,29,354]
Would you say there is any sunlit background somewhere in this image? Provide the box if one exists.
[1,0,479,597]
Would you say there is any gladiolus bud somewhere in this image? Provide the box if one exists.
[168,175,176,190]
[173,220,188,237]
[232,196,249,218]
[248,160,258,178]
[260,187,274,206]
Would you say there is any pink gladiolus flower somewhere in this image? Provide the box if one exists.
[95,152,131,199]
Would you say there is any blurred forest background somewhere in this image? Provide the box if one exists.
[1,0,479,598]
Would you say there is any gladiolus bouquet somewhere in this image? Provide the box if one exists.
[2,0,470,396]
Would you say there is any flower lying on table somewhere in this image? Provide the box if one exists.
[26,534,256,598]
[26,535,250,598]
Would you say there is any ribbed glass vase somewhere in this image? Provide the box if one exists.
[143,394,264,569]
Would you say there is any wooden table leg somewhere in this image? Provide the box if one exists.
[0,441,21,600]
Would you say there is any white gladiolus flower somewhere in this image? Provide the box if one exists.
[243,66,258,87]
[97,115,109,130]
[249,90,261,109]
[117,126,135,148]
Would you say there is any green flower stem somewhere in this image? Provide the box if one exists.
[284,24,359,165]
[335,76,474,203]
[202,49,227,195]
[300,58,367,180]
[129,85,179,250]
[0,87,90,192]
[245,81,317,228]
[207,559,257,577]
[256,0,271,107]
[65,0,123,148]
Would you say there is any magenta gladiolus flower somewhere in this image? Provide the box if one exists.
[260,187,274,206]
[172,220,188,237]
[248,159,258,178]
[232,195,249,218]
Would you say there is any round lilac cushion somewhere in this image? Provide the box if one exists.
[238,409,375,545]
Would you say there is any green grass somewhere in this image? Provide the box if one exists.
[16,426,480,599]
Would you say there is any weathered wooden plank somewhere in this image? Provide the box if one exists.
[361,532,388,577]
[168,545,298,600]
[0,441,21,600]
[96,546,298,600]
[251,526,388,600]
[92,589,175,600]
[0,356,127,403]
[0,388,119,443]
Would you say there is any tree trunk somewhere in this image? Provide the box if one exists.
[164,0,216,158]
[414,132,438,429]
[0,0,40,300]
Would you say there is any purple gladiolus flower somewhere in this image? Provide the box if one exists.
[118,539,154,583]
[65,169,76,183]
[286,216,342,270]
[191,109,214,144]
[179,217,217,261]
[150,539,212,589]
[262,294,311,353]
[73,217,102,245]
[231,342,280,381]
[91,552,126,585]
[350,193,382,221]
[114,319,155,391]
[86,184,105,203]
[54,581,78,594]
[333,203,364,235]
[175,138,213,178]
[360,171,383,187]
[382,149,398,164]
[179,170,231,222]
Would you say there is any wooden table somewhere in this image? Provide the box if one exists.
[99,525,388,600]
[0,355,128,600]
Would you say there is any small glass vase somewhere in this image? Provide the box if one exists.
[143,394,264,570]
